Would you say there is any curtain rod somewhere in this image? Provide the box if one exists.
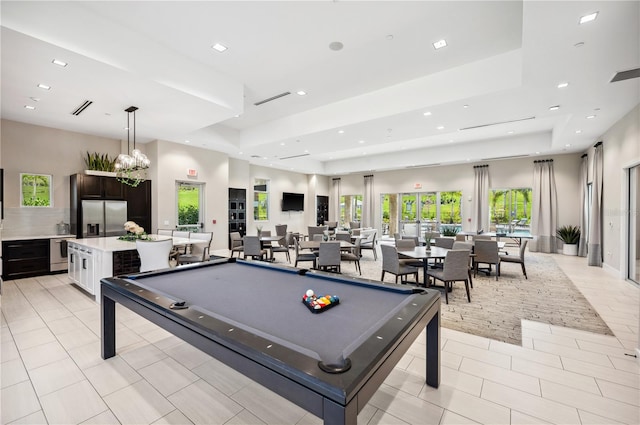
[363,174,374,178]
[594,141,603,147]
[473,164,488,168]
[534,159,554,163]
[581,153,588,158]
[332,177,341,181]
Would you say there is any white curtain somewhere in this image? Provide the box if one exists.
[578,154,588,257]
[471,165,490,232]
[331,178,341,223]
[530,160,558,253]
[588,142,603,266]
[363,175,374,228]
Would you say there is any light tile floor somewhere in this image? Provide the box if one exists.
[1,251,638,424]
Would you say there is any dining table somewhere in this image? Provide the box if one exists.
[395,246,450,287]
[259,235,284,261]
[299,240,354,251]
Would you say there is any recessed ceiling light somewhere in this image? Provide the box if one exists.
[29,97,40,102]
[448,140,454,143]
[557,82,569,88]
[565,144,572,147]
[549,105,560,111]
[437,125,445,130]
[24,105,36,110]
[329,41,344,51]
[586,115,596,119]
[262,156,268,160]
[212,43,228,52]
[234,114,240,118]
[52,59,67,67]
[535,151,540,154]
[359,140,365,144]
[575,130,582,134]
[433,39,447,49]
[579,12,598,24]
[507,130,515,134]
[338,130,344,134]
[463,104,469,109]
[184,140,190,143]
[37,83,50,90]
[423,111,432,116]
[304,149,309,153]
[239,151,243,155]
[296,90,307,96]
[280,142,285,146]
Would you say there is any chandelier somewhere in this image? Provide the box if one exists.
[115,106,150,187]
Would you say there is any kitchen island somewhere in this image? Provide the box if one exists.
[67,235,195,301]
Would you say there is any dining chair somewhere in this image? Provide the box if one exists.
[455,234,466,241]
[473,240,501,280]
[472,234,492,241]
[294,236,316,269]
[395,239,424,268]
[401,235,419,246]
[360,229,378,260]
[335,232,351,242]
[452,241,474,288]
[349,221,361,230]
[136,239,173,272]
[229,232,244,258]
[270,231,291,263]
[317,241,341,273]
[156,229,174,236]
[307,225,327,241]
[341,237,361,275]
[380,244,418,284]
[172,230,190,257]
[434,237,455,249]
[157,229,180,261]
[243,236,267,261]
[178,232,213,265]
[499,239,528,279]
[426,249,472,304]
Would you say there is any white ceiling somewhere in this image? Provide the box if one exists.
[1,1,639,175]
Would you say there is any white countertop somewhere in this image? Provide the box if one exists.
[66,235,200,253]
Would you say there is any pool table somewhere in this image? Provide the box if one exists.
[101,258,440,424]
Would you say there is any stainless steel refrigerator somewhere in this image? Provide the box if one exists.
[81,200,128,237]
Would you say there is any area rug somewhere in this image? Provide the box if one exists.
[335,248,613,346]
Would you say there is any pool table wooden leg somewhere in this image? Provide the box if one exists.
[101,294,116,359]
[425,309,441,388]
[323,397,357,425]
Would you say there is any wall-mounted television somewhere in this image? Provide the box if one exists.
[282,192,304,211]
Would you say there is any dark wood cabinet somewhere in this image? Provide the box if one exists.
[124,180,152,235]
[228,188,246,249]
[2,239,49,280]
[75,174,124,199]
[70,174,151,238]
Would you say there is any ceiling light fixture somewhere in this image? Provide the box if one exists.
[579,12,598,24]
[37,83,50,90]
[463,104,469,109]
[52,59,67,67]
[423,111,432,116]
[212,43,228,52]
[549,105,560,111]
[296,90,307,96]
[359,140,365,144]
[338,130,344,134]
[575,130,582,134]
[586,115,596,119]
[24,105,35,110]
[115,106,150,187]
[433,39,447,49]
[437,125,444,130]
[557,82,569,88]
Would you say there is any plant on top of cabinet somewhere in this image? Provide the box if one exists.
[84,151,116,172]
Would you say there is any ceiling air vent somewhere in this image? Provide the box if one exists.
[459,116,535,131]
[279,153,310,160]
[254,92,291,106]
[611,67,640,83]
[71,100,93,116]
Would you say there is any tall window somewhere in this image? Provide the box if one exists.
[254,178,269,221]
[176,182,204,230]
[489,188,532,232]
[339,194,362,226]
[20,173,52,207]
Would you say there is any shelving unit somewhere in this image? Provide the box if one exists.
[316,195,329,226]
[229,188,247,249]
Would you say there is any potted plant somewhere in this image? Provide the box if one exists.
[556,225,581,255]
[84,151,117,176]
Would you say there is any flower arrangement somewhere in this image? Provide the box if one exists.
[118,221,152,241]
